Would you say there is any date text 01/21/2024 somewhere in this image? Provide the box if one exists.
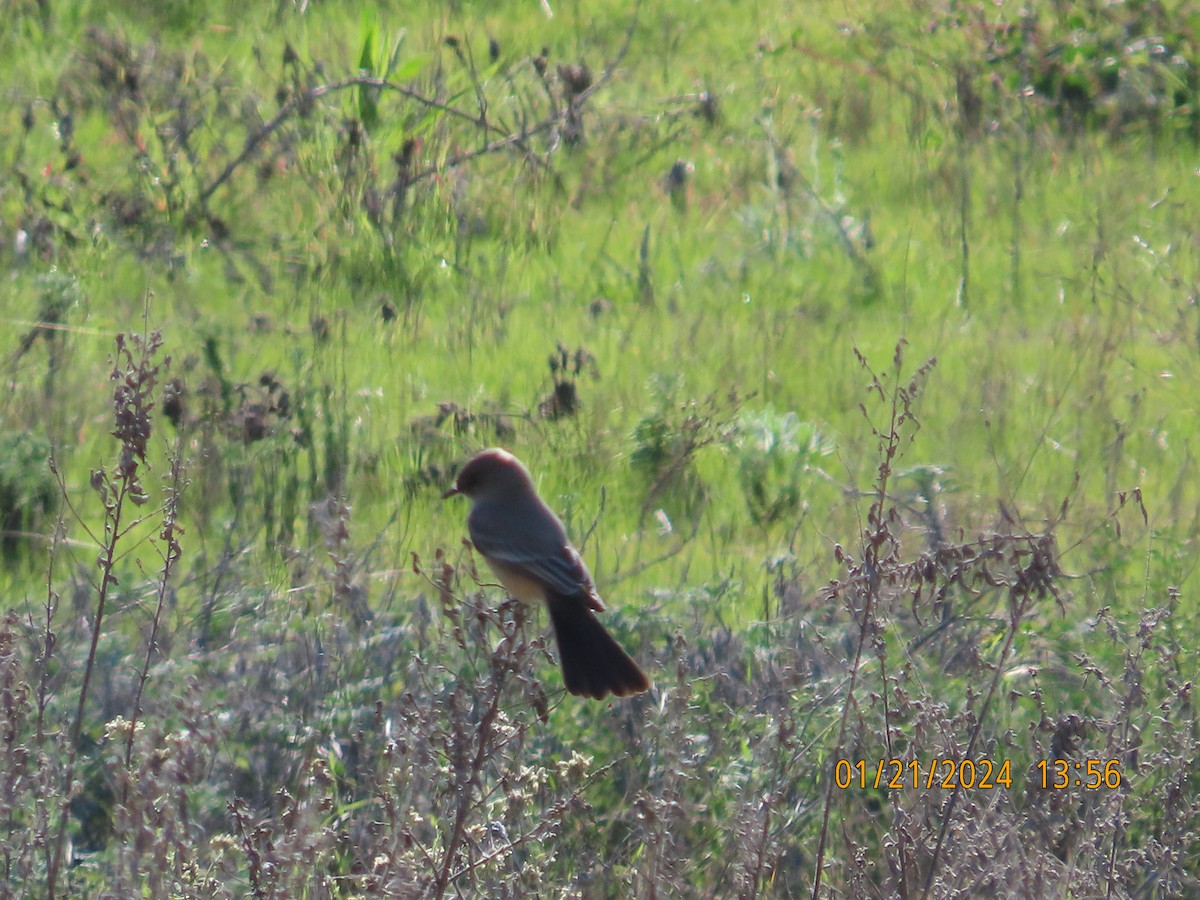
[834,758,1124,791]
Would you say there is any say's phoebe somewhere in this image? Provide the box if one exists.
[443,448,650,700]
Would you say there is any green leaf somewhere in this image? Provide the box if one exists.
[358,10,380,129]
[390,53,428,83]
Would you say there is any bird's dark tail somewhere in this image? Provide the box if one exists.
[545,595,650,699]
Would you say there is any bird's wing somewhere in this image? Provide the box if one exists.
[468,504,593,598]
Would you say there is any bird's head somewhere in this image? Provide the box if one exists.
[442,448,535,501]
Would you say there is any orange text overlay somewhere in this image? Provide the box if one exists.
[834,758,1014,790]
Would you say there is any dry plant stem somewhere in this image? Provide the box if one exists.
[33,510,65,745]
[196,75,551,210]
[1102,594,1161,899]
[920,591,1034,900]
[446,757,624,883]
[123,447,185,775]
[812,345,934,899]
[31,510,65,885]
[46,329,162,897]
[198,8,641,209]
[46,468,132,898]
[811,370,905,900]
[429,601,521,898]
[808,519,885,899]
[445,39,490,131]
[230,800,269,898]
[741,715,794,899]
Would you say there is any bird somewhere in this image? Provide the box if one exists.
[443,448,650,700]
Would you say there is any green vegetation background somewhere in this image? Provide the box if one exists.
[0,0,1197,895]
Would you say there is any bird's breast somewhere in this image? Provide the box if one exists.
[483,558,549,604]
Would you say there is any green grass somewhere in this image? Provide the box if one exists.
[1,0,1198,895]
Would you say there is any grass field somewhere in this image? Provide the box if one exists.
[1,0,1198,895]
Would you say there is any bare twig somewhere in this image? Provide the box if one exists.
[122,445,185,775]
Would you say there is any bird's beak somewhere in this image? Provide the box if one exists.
[441,485,460,500]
